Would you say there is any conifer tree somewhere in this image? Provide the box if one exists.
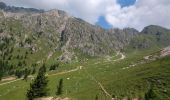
[0,71,3,80]
[145,86,157,100]
[32,67,36,75]
[95,95,98,100]
[27,65,48,100]
[56,78,63,95]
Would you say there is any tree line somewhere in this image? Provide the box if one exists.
[26,65,158,100]
[27,64,63,100]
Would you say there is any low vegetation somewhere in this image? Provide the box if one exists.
[0,2,170,100]
[0,48,170,100]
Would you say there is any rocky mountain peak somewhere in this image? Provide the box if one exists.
[44,9,69,17]
[1,2,170,62]
[0,2,6,9]
[141,25,169,34]
[0,2,44,13]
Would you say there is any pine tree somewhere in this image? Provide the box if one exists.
[56,78,63,95]
[15,70,23,78]
[24,68,31,81]
[145,86,157,100]
[23,72,28,81]
[0,63,4,80]
[32,67,36,75]
[0,71,3,80]
[95,95,98,100]
[49,63,59,71]
[27,65,48,100]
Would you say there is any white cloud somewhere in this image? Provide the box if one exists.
[1,0,170,30]
[2,0,112,23]
[105,0,170,30]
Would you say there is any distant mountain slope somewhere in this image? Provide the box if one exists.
[129,25,170,49]
[0,2,44,13]
[0,2,170,70]
[0,2,139,59]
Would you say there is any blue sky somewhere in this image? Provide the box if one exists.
[117,0,136,7]
[96,16,112,29]
[96,0,136,29]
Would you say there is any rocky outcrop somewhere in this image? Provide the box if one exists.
[0,2,44,13]
[160,46,170,57]
[1,2,170,62]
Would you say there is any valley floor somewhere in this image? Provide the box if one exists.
[0,50,170,100]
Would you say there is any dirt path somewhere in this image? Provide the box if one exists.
[0,78,22,86]
[47,52,53,60]
[48,66,82,77]
[113,52,125,62]
[96,52,126,65]
[1,77,16,82]
[0,52,125,88]
[85,70,112,99]
[0,66,82,86]
[160,46,170,57]
[97,81,112,98]
[84,52,125,99]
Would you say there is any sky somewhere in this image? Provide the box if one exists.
[1,0,170,31]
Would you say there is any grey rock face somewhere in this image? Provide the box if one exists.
[1,2,170,62]
[0,2,44,13]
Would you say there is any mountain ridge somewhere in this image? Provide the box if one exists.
[0,2,170,100]
[0,2,44,13]
[0,2,170,62]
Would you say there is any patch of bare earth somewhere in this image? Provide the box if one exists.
[160,46,170,57]
[36,97,70,100]
[1,76,16,82]
[47,52,53,60]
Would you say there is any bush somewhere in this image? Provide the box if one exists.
[49,63,59,71]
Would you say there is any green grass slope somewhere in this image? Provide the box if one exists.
[0,49,170,100]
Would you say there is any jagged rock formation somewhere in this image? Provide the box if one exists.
[0,2,44,13]
[0,2,170,63]
[130,25,170,49]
